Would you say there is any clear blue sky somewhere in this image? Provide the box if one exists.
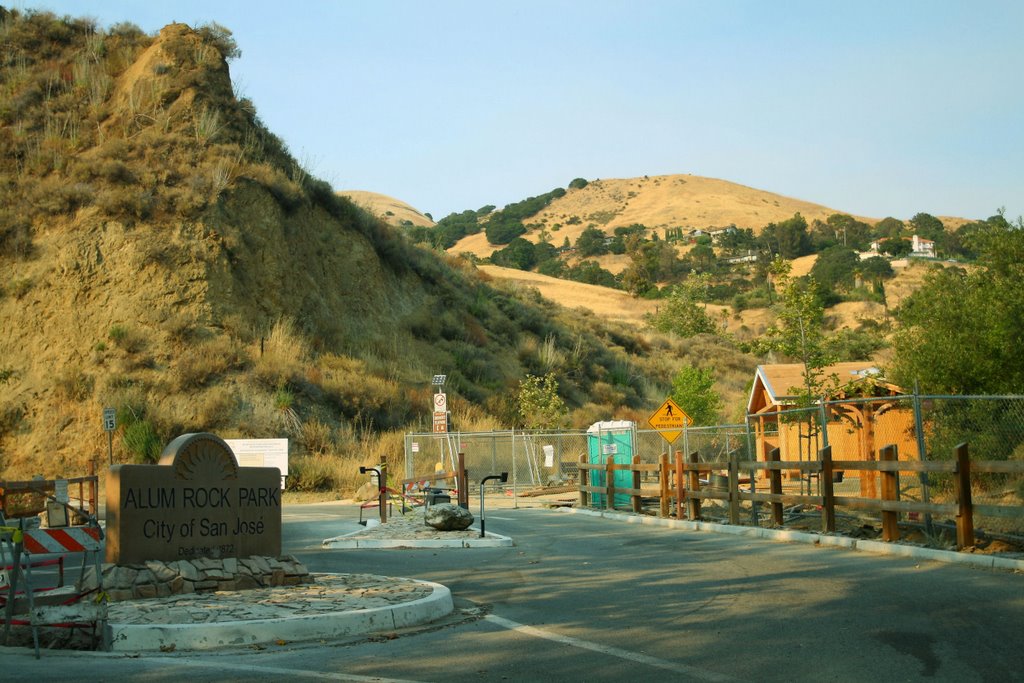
[22,1,1024,222]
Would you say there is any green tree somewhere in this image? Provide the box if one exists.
[716,226,756,255]
[517,373,567,429]
[879,237,912,257]
[491,237,536,270]
[874,216,906,239]
[670,366,722,426]
[688,238,716,271]
[891,215,1024,393]
[485,216,526,245]
[565,260,618,288]
[859,255,894,280]
[575,226,609,257]
[810,244,860,291]
[818,213,873,251]
[569,177,589,190]
[908,212,945,240]
[646,274,716,338]
[759,213,812,259]
[756,273,837,406]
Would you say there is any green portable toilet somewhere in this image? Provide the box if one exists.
[587,420,635,507]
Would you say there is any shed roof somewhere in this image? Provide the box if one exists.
[747,362,902,415]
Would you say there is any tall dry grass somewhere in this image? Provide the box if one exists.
[252,318,308,389]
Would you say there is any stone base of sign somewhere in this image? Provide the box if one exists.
[79,554,313,602]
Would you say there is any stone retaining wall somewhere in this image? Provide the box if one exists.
[80,555,313,601]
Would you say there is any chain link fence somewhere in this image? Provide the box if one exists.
[403,396,1024,538]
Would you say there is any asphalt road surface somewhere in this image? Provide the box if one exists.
[4,502,1023,682]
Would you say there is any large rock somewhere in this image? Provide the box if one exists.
[424,504,474,531]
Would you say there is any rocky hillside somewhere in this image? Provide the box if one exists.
[0,11,690,479]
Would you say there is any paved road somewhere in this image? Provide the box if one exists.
[4,503,1023,681]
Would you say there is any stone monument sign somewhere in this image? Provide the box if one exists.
[106,432,282,564]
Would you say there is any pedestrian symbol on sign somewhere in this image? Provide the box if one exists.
[647,398,691,444]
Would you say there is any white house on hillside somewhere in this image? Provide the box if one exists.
[864,234,936,259]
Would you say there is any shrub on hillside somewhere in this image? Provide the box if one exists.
[252,318,308,389]
[287,454,339,491]
[0,211,33,259]
[122,418,162,464]
[108,324,147,354]
[173,336,247,390]
[195,386,238,429]
[53,367,94,402]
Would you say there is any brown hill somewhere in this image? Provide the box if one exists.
[338,191,435,228]
[451,174,873,259]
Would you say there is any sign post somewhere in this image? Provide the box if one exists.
[647,398,691,445]
[103,407,117,465]
[431,374,449,435]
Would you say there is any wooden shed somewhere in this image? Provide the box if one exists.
[746,362,918,497]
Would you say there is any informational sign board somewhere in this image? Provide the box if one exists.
[411,442,420,453]
[648,397,692,444]
[433,392,448,413]
[432,412,448,434]
[224,438,289,489]
[54,479,69,504]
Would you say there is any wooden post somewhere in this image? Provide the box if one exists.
[768,447,783,526]
[686,451,701,521]
[457,452,468,509]
[674,451,685,520]
[728,449,740,525]
[631,455,642,513]
[820,445,836,533]
[89,460,97,515]
[861,403,877,498]
[579,454,589,508]
[953,443,975,549]
[879,444,900,541]
[379,463,388,524]
[606,456,616,511]
[659,452,670,518]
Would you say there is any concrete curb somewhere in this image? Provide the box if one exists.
[559,507,1024,572]
[107,576,454,652]
[321,529,514,549]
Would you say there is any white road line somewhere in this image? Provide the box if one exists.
[487,516,515,520]
[141,657,426,683]
[484,614,739,682]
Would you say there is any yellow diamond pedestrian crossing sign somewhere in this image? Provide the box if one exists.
[648,398,691,444]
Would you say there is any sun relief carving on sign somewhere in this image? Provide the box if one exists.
[158,433,239,481]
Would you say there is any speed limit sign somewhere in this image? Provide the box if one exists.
[102,407,117,432]
[432,392,447,413]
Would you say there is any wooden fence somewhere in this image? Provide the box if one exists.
[578,443,1024,550]
[0,467,98,520]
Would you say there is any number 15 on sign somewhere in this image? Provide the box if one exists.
[103,407,116,465]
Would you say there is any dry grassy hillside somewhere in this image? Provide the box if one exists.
[0,13,694,484]
[482,258,949,344]
[451,174,872,259]
[338,190,435,228]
